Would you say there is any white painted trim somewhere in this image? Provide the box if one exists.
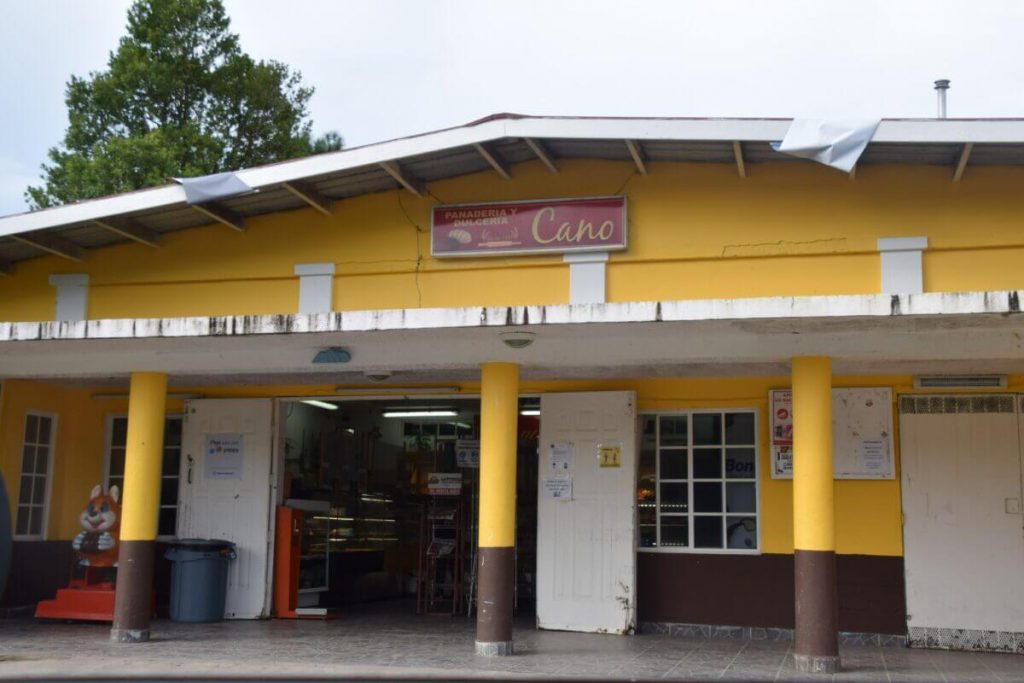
[564,252,608,305]
[294,263,335,314]
[4,117,1024,237]
[878,236,927,295]
[48,273,89,322]
[14,411,57,541]
[877,237,928,252]
[3,289,1024,343]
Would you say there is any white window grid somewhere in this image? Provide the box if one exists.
[638,409,760,555]
[103,414,183,539]
[15,411,56,540]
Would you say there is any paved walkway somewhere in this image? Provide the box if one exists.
[0,611,1021,681]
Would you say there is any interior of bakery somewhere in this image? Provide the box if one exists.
[276,396,539,619]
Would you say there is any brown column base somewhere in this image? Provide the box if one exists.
[475,546,514,656]
[110,539,155,644]
[794,548,839,672]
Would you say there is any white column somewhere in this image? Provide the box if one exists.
[564,252,608,305]
[48,274,89,321]
[294,263,336,313]
[877,237,927,295]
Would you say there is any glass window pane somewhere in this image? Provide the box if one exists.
[638,416,656,488]
[438,423,455,437]
[110,448,126,477]
[158,508,177,537]
[694,516,723,548]
[18,475,33,505]
[637,471,656,506]
[659,483,688,512]
[694,482,722,512]
[24,415,38,443]
[21,446,35,476]
[727,516,757,549]
[692,414,722,446]
[659,449,687,479]
[164,418,182,446]
[725,448,756,479]
[693,449,722,479]
[34,447,48,475]
[162,448,180,476]
[32,477,46,505]
[111,417,128,447]
[160,478,178,505]
[28,509,43,536]
[37,417,52,445]
[660,517,689,547]
[659,416,688,447]
[15,508,30,535]
[726,483,756,513]
[725,412,755,445]
[639,503,657,548]
[639,526,657,548]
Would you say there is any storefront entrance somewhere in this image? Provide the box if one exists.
[899,394,1024,649]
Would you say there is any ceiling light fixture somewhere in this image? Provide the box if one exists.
[500,331,536,349]
[334,386,461,396]
[312,347,351,364]
[519,409,540,416]
[302,399,339,411]
[382,410,458,419]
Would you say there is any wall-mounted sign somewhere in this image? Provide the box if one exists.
[542,476,572,501]
[549,442,572,472]
[455,439,480,468]
[432,197,627,257]
[598,444,621,468]
[427,472,462,496]
[204,433,243,479]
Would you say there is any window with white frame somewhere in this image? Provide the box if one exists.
[15,412,56,538]
[106,415,183,537]
[637,411,758,551]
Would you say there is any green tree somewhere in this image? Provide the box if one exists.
[27,0,341,209]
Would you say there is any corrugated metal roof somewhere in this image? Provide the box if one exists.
[3,114,1024,271]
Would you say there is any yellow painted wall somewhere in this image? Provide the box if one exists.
[2,161,1024,322]
[0,373,936,557]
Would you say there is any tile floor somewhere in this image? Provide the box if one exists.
[0,608,1021,681]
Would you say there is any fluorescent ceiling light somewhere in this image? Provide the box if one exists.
[334,386,460,396]
[302,399,339,411]
[520,409,540,416]
[383,410,458,418]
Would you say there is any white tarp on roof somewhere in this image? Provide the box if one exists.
[771,119,880,172]
[174,171,252,204]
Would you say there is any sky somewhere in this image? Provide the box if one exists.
[1,0,1023,217]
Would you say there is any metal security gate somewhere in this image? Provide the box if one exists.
[899,395,1024,652]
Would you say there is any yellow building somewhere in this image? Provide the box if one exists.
[2,115,1023,668]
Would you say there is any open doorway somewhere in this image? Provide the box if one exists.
[275,396,539,618]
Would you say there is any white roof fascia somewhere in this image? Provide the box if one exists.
[0,290,1020,344]
[4,117,1024,239]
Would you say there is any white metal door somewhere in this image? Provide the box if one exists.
[900,395,1024,634]
[537,391,636,634]
[179,399,276,619]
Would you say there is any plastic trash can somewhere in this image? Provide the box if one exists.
[165,539,237,623]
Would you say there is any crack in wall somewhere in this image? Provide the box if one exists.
[720,237,848,258]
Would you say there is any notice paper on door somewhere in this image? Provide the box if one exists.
[858,439,888,471]
[542,475,572,501]
[204,433,243,479]
[549,442,572,472]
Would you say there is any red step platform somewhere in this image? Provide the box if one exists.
[35,579,116,622]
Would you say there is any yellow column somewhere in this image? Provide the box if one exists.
[111,372,167,643]
[792,357,834,552]
[475,362,519,656]
[791,356,839,673]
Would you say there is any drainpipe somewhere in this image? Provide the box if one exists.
[934,80,950,119]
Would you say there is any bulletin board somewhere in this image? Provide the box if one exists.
[770,387,894,480]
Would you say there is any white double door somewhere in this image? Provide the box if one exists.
[178,399,277,619]
[900,394,1024,634]
[537,391,637,634]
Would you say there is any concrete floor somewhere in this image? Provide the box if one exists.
[0,608,1022,682]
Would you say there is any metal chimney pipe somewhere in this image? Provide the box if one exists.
[934,79,951,119]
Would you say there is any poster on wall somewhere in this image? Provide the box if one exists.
[427,472,462,496]
[768,388,894,480]
[455,439,480,468]
[549,442,572,472]
[542,476,572,501]
[204,433,243,479]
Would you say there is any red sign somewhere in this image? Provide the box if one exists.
[431,197,627,257]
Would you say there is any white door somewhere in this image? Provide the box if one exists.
[179,399,276,619]
[537,391,637,634]
[900,394,1024,635]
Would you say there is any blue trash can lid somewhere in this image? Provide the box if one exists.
[170,538,235,550]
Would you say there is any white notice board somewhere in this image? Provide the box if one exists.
[770,387,894,480]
